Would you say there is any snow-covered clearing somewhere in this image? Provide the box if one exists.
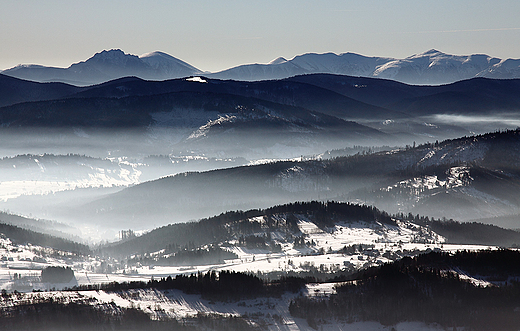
[384,166,472,193]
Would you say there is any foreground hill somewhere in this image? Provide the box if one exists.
[100,201,520,259]
[3,219,518,330]
[2,201,519,330]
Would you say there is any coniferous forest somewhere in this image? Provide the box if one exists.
[289,250,520,330]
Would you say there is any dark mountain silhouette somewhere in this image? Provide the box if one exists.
[0,73,80,107]
[63,76,401,120]
[4,73,520,122]
[0,222,90,254]
[0,90,386,144]
[287,74,520,116]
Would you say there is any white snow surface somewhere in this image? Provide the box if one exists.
[185,76,207,83]
[139,51,202,74]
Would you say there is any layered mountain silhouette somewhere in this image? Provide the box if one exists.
[1,72,519,158]
[66,130,520,230]
[3,49,520,86]
[3,73,519,119]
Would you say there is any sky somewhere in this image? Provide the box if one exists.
[2,0,520,72]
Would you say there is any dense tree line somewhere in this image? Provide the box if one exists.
[327,129,520,179]
[0,298,157,331]
[289,249,520,330]
[70,270,307,301]
[129,246,238,266]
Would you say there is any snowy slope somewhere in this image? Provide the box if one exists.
[0,154,141,201]
[210,49,518,85]
[0,286,450,330]
[372,49,501,84]
[2,49,202,86]
[139,51,203,78]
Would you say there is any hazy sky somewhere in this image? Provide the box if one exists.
[2,0,520,72]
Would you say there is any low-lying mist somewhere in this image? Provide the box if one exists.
[0,118,519,243]
[429,113,520,132]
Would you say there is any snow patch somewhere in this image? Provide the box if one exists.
[185,76,207,83]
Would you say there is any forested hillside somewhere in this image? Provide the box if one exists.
[290,250,520,330]
[99,201,392,257]
[0,223,90,255]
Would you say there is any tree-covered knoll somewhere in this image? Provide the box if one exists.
[99,201,393,257]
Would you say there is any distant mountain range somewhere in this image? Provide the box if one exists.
[1,72,519,159]
[3,72,520,120]
[2,49,520,86]
[1,49,203,86]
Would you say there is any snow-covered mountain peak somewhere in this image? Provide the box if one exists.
[413,49,445,57]
[140,50,187,64]
[140,50,171,59]
[11,64,48,69]
[4,49,520,86]
[269,57,288,65]
[139,50,202,73]
[86,49,139,63]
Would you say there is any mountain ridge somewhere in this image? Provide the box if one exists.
[2,49,203,86]
[3,49,520,86]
